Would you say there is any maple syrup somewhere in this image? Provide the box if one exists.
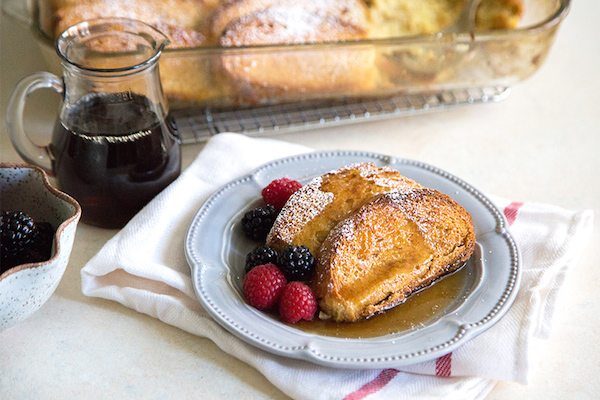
[49,93,181,228]
[295,265,471,338]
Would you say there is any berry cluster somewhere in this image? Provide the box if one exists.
[1,211,54,273]
[243,260,317,324]
[239,178,319,324]
[240,177,302,242]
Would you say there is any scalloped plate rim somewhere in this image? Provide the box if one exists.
[184,150,521,368]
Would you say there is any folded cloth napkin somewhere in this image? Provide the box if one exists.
[81,133,593,400]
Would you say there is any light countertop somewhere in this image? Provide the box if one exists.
[1,2,599,399]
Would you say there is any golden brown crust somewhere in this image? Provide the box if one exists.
[316,188,475,322]
[51,0,219,106]
[367,0,524,38]
[53,0,211,48]
[219,8,366,47]
[476,0,524,30]
[212,0,375,104]
[211,0,369,41]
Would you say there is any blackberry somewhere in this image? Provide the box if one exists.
[277,245,315,281]
[241,205,278,241]
[245,246,278,273]
[1,211,38,261]
[30,222,54,262]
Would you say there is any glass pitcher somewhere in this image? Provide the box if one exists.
[7,18,181,229]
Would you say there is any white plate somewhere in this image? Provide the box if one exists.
[185,151,521,368]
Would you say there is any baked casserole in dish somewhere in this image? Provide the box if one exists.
[6,0,570,108]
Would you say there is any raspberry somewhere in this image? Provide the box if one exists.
[277,245,315,281]
[243,264,287,310]
[245,246,278,273]
[262,178,302,210]
[241,205,278,241]
[279,282,318,323]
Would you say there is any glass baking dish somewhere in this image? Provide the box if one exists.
[4,0,569,110]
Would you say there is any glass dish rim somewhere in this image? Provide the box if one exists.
[30,0,570,54]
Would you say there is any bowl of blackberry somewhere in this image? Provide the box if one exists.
[0,164,81,331]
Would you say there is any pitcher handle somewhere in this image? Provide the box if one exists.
[6,72,64,173]
[2,0,33,27]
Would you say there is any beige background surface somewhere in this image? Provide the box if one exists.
[1,1,599,399]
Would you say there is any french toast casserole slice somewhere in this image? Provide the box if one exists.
[315,189,475,322]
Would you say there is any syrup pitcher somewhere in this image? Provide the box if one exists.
[7,18,181,229]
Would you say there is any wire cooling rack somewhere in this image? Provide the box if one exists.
[173,86,510,144]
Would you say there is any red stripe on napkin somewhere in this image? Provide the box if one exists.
[504,202,524,225]
[435,353,452,377]
[345,202,525,395]
[343,369,399,400]
[432,202,524,378]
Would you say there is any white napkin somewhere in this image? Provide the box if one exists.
[81,133,593,400]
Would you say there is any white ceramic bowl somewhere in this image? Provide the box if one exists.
[0,163,81,331]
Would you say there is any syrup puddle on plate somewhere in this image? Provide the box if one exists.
[293,265,471,339]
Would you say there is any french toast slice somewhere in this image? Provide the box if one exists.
[315,189,475,322]
[210,0,368,40]
[211,0,377,104]
[53,0,215,46]
[266,163,422,254]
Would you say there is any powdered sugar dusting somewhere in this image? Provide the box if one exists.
[55,1,207,48]
[327,212,358,245]
[267,162,421,248]
[383,189,463,251]
[328,162,420,190]
[267,176,333,245]
[217,0,367,47]
[220,5,364,46]
[318,188,434,274]
[356,163,411,188]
